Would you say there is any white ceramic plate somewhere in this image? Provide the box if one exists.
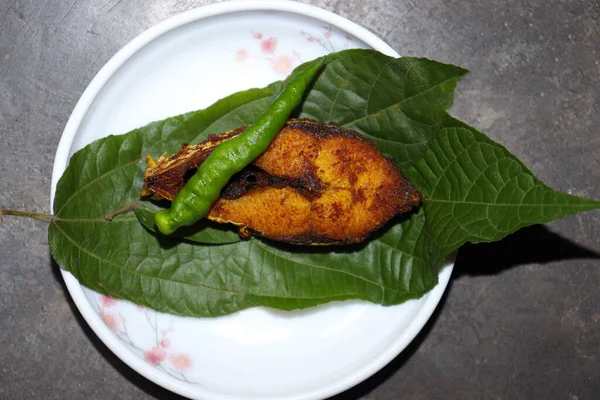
[50,1,453,399]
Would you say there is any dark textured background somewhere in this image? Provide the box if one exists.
[1,0,599,399]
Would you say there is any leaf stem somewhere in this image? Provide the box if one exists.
[0,209,56,224]
[104,201,140,221]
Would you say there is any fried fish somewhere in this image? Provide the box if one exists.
[142,119,423,244]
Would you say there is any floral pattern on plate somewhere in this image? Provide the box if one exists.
[94,294,197,383]
[233,26,354,75]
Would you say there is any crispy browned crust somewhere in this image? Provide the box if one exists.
[142,119,423,245]
[141,128,245,200]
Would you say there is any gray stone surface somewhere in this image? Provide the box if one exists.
[1,0,599,399]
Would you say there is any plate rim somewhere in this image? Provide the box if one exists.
[49,1,454,399]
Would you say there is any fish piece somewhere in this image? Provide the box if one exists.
[142,119,423,244]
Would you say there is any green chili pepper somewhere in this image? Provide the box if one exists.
[154,60,323,235]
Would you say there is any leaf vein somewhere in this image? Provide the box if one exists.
[341,76,460,128]
[55,158,140,216]
[53,222,239,295]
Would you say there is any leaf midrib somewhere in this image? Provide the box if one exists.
[55,216,136,222]
[426,198,600,208]
[341,75,461,128]
[53,222,240,294]
[55,158,141,216]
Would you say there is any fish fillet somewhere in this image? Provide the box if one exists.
[142,119,423,244]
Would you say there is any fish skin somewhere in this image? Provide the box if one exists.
[142,119,423,245]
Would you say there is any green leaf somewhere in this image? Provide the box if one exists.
[404,116,600,256]
[48,49,599,318]
[50,208,440,317]
[302,50,468,165]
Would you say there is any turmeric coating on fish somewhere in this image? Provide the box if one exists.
[142,119,423,245]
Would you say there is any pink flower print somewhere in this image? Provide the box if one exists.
[345,34,353,41]
[99,295,116,308]
[136,305,144,312]
[324,31,332,39]
[144,347,167,366]
[160,338,171,348]
[252,31,263,39]
[272,55,294,75]
[307,36,315,42]
[170,353,193,372]
[235,48,248,62]
[260,37,278,54]
[100,311,119,330]
[300,30,307,36]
